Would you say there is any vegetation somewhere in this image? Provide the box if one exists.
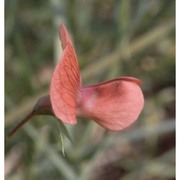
[5,0,175,179]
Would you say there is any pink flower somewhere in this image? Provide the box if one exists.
[50,24,144,131]
[8,24,144,137]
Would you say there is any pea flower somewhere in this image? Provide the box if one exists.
[8,24,144,137]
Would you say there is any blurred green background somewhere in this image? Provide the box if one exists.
[5,0,175,179]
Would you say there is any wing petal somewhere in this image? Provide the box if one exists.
[78,77,144,131]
